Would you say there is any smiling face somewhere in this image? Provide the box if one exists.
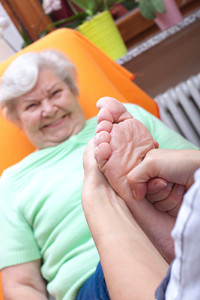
[15,68,85,149]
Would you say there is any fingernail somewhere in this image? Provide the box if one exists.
[154,180,168,189]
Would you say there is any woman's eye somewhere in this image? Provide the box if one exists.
[52,90,61,96]
[26,103,36,110]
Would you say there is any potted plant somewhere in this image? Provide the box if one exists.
[42,0,128,60]
[138,0,183,30]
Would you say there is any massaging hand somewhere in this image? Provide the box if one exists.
[127,149,200,216]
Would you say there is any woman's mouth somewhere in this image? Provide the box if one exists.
[43,114,69,129]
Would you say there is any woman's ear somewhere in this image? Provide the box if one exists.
[1,105,22,129]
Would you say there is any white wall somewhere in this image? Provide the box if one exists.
[0,3,24,61]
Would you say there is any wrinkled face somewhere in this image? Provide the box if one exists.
[15,68,85,149]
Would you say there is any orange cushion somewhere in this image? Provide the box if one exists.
[0,28,159,174]
[0,273,3,300]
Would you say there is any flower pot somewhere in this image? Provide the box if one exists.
[77,10,127,60]
[155,0,183,31]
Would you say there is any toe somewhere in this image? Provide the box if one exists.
[94,131,111,147]
[97,107,113,123]
[94,142,112,170]
[96,120,113,134]
[97,97,133,123]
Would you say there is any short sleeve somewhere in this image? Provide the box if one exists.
[124,104,198,150]
[0,172,41,269]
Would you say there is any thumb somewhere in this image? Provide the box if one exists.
[127,158,156,200]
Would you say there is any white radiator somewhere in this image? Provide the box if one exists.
[155,73,200,147]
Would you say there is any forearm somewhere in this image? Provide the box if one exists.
[83,187,168,300]
[98,226,168,300]
[3,285,48,300]
[1,260,48,300]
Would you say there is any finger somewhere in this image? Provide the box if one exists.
[146,181,173,203]
[167,201,182,217]
[153,184,186,214]
[131,182,147,201]
[127,155,162,201]
[127,164,152,201]
[147,178,168,194]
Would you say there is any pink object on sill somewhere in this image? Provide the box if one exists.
[155,0,183,31]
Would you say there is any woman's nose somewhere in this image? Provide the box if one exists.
[42,98,56,117]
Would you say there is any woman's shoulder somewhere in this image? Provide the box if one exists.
[0,151,39,183]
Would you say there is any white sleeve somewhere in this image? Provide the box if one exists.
[166,169,200,300]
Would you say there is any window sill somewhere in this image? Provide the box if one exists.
[115,0,200,49]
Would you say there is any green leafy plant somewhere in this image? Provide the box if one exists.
[46,0,124,31]
[138,0,166,20]
[19,0,125,47]
[19,26,32,48]
[68,0,123,16]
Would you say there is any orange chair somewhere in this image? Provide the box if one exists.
[0,28,159,298]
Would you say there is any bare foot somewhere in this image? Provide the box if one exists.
[94,97,156,203]
[94,97,175,263]
[82,139,142,240]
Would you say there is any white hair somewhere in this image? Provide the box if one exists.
[0,49,79,121]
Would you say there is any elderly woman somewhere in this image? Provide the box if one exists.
[0,49,197,300]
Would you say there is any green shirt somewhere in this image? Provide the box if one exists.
[0,104,197,300]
